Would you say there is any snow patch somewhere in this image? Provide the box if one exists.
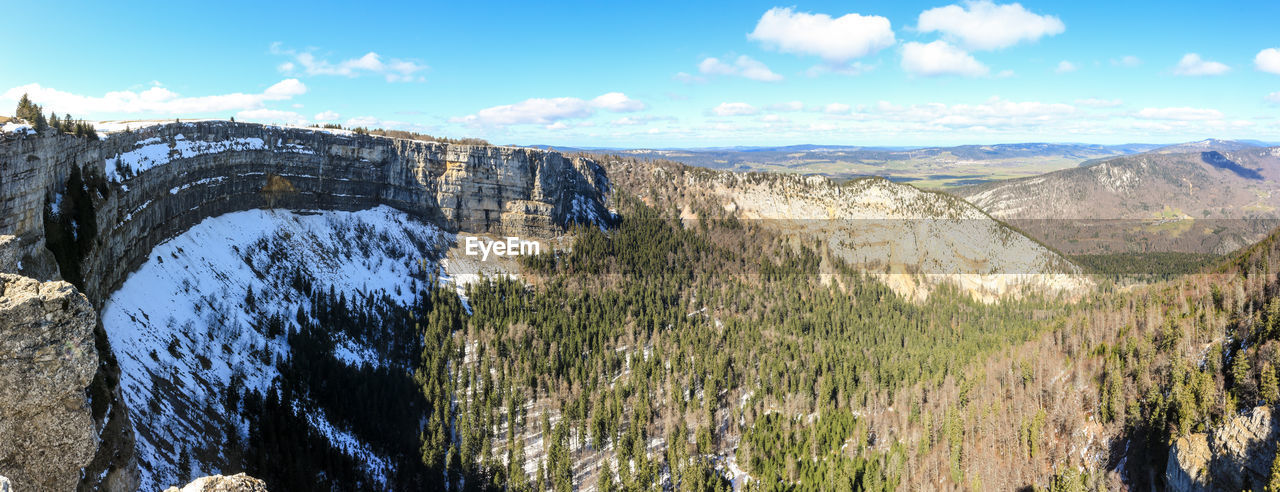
[105,135,266,181]
[102,206,450,490]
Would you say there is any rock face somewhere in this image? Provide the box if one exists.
[163,473,269,492]
[0,122,611,490]
[1167,406,1280,491]
[0,121,611,307]
[606,159,1090,301]
[0,274,99,491]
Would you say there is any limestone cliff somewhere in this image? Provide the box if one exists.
[0,121,611,307]
[0,121,611,490]
[1167,406,1279,491]
[0,274,99,491]
[605,158,1091,301]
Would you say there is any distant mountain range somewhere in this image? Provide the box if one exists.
[957,144,1280,255]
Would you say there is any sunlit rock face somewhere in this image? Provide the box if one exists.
[1167,406,1280,492]
[0,122,612,490]
[0,274,99,491]
[0,121,611,306]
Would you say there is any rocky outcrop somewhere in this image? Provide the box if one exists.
[163,473,268,492]
[0,122,610,490]
[606,159,1091,301]
[0,121,611,307]
[1167,406,1280,491]
[0,274,99,491]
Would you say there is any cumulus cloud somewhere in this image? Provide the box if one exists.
[0,79,307,116]
[748,7,895,62]
[697,55,783,82]
[272,43,427,82]
[1172,54,1230,76]
[917,1,1064,51]
[453,93,644,126]
[1256,48,1280,75]
[901,41,989,77]
[591,92,646,112]
[1135,107,1224,120]
[313,110,341,121]
[711,102,760,116]
[1055,61,1077,73]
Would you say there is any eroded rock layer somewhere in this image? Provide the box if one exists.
[0,121,610,307]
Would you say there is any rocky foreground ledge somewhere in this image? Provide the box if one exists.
[163,473,268,492]
[0,274,99,490]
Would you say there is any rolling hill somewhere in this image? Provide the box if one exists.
[956,146,1280,256]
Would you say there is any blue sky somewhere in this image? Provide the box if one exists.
[2,1,1279,147]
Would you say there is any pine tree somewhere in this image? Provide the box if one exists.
[597,459,617,492]
[15,93,36,121]
[1263,363,1279,405]
[1268,450,1280,492]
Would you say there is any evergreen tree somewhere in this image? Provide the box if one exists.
[1262,363,1279,405]
[1269,450,1280,492]
[596,460,617,492]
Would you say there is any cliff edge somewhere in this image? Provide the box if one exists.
[0,273,101,490]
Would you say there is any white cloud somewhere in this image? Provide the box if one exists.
[823,103,852,114]
[272,43,427,82]
[917,1,1064,51]
[340,116,435,132]
[1267,92,1280,104]
[1074,98,1123,108]
[1055,60,1077,73]
[697,55,783,82]
[1256,48,1280,75]
[1135,107,1224,121]
[236,109,307,125]
[748,7,895,62]
[344,116,381,127]
[453,93,644,126]
[1111,55,1141,67]
[456,98,592,126]
[711,102,760,116]
[314,110,341,121]
[591,92,646,112]
[1172,53,1230,76]
[901,41,989,77]
[0,79,307,116]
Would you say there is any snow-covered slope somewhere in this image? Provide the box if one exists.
[101,206,451,490]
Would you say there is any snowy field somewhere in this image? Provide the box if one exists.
[101,206,454,490]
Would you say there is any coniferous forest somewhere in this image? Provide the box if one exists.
[204,161,1280,491]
